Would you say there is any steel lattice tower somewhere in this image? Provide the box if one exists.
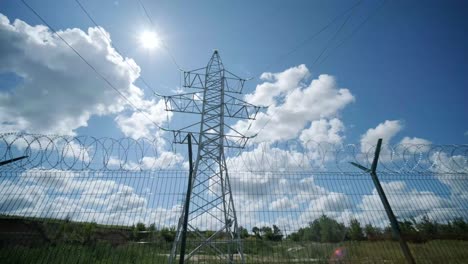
[165,51,260,263]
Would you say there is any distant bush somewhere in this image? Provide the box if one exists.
[288,215,346,243]
[287,214,468,243]
[250,225,284,241]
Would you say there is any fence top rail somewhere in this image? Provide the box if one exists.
[0,133,466,173]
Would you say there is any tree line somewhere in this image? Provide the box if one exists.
[3,214,467,247]
[53,215,468,244]
[234,215,468,243]
[284,215,468,243]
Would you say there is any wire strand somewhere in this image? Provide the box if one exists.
[317,0,387,67]
[137,0,184,72]
[20,0,167,132]
[256,0,363,77]
[74,0,164,98]
[247,0,363,140]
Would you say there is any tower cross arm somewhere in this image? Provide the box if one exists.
[223,70,248,94]
[183,67,207,90]
[223,93,262,120]
[170,129,252,149]
[183,68,249,94]
[163,92,204,116]
[164,93,262,120]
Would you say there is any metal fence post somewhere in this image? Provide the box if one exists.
[179,133,194,264]
[351,138,416,264]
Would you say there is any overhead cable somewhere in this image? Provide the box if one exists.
[74,0,164,98]
[247,1,363,139]
[20,0,167,131]
[137,0,184,72]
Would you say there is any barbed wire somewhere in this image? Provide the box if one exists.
[0,133,178,171]
[0,133,466,173]
[0,134,467,263]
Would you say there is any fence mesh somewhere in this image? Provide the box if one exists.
[0,134,467,263]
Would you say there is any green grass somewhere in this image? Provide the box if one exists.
[0,243,167,264]
[1,240,468,263]
[1,216,467,263]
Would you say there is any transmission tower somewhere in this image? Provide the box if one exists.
[165,50,260,263]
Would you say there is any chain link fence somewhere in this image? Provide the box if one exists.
[0,134,467,263]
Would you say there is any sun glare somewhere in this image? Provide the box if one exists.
[139,31,160,50]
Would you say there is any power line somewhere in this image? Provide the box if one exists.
[20,0,166,132]
[247,0,385,140]
[74,0,164,98]
[311,7,356,68]
[316,0,387,67]
[137,0,184,72]
[75,0,177,131]
[233,0,362,140]
[258,0,363,76]
[134,0,360,142]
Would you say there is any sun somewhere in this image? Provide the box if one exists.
[139,30,161,50]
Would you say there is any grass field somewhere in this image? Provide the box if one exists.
[1,240,468,263]
[1,216,467,263]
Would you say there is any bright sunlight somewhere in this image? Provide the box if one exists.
[139,30,161,50]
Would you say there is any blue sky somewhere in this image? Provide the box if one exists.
[0,0,467,230]
[1,0,467,144]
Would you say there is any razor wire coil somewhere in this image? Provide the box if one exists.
[0,133,466,173]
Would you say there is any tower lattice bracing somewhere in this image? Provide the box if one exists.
[165,51,260,263]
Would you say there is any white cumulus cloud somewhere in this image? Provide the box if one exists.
[299,118,345,145]
[360,120,403,152]
[233,66,354,143]
[399,136,431,146]
[0,13,166,138]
